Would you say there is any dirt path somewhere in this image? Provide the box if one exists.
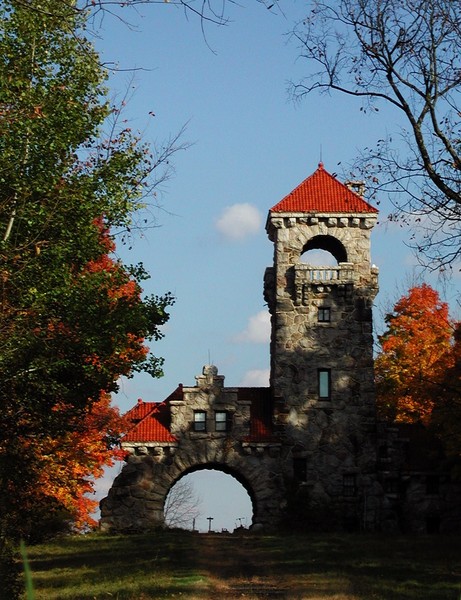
[194,533,287,598]
[192,534,354,600]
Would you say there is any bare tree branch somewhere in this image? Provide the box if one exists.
[290,0,461,269]
[164,477,202,529]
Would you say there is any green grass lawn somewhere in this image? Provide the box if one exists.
[24,530,461,599]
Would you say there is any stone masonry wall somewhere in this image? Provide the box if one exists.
[264,212,381,529]
[100,367,285,532]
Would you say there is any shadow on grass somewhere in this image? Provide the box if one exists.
[26,530,461,600]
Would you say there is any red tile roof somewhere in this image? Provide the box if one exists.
[239,388,279,443]
[122,386,278,444]
[270,163,378,214]
[124,399,157,424]
[123,396,179,444]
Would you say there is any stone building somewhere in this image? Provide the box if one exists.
[100,164,461,533]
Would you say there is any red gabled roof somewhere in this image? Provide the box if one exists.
[122,385,278,444]
[123,389,181,443]
[123,401,177,443]
[239,388,279,443]
[270,163,378,214]
[124,399,157,424]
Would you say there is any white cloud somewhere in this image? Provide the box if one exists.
[233,310,271,344]
[215,203,262,241]
[239,369,270,387]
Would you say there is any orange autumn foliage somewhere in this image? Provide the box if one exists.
[36,393,126,529]
[26,240,151,529]
[8,224,156,532]
[375,284,453,424]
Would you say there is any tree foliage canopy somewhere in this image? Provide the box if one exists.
[375,283,453,424]
[292,0,461,267]
[375,283,461,467]
[0,0,175,540]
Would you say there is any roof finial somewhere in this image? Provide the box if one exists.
[319,144,323,169]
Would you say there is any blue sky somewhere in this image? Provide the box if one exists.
[90,2,461,532]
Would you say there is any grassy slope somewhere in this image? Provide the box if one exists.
[25,530,461,599]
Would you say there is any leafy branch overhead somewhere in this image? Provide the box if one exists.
[0,0,176,542]
[291,0,461,268]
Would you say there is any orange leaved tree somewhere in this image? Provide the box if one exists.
[36,393,126,531]
[375,284,453,424]
[0,1,175,545]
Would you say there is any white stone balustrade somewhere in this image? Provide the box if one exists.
[294,263,356,284]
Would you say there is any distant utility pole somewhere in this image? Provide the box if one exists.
[207,517,214,532]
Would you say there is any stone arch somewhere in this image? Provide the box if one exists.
[164,461,256,524]
[163,445,281,527]
[301,235,347,264]
[101,441,284,532]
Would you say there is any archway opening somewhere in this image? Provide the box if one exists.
[301,235,347,265]
[164,467,254,533]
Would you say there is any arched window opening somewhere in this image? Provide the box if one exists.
[301,248,337,266]
[164,468,253,533]
[301,235,347,265]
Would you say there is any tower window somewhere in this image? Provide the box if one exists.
[193,411,207,432]
[426,475,439,495]
[318,307,331,322]
[318,369,331,399]
[293,457,307,482]
[384,478,399,494]
[343,474,357,497]
[215,411,229,432]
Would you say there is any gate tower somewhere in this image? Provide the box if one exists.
[264,163,380,526]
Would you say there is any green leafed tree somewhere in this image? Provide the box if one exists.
[0,0,177,550]
[291,0,461,268]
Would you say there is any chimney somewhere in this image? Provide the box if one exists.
[345,180,366,197]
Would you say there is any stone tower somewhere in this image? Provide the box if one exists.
[101,163,461,534]
[264,163,380,528]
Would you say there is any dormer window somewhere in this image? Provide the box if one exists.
[318,307,331,323]
[193,411,207,432]
[215,411,229,432]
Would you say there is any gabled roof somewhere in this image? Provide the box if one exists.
[270,163,378,214]
[239,388,279,443]
[124,399,157,424]
[123,398,178,443]
[121,386,278,444]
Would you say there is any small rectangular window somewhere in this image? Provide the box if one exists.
[318,307,331,322]
[426,475,439,495]
[293,457,307,482]
[378,445,388,459]
[193,411,207,432]
[343,474,357,497]
[215,411,229,432]
[384,478,399,494]
[318,369,331,399]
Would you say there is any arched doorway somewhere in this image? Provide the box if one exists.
[164,465,254,533]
